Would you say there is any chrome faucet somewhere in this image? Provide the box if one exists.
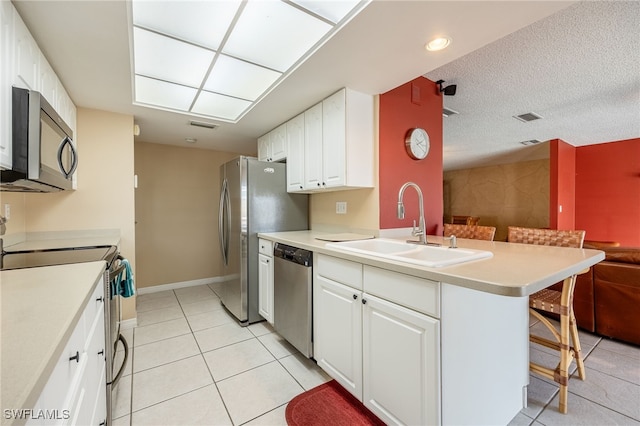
[397,182,427,245]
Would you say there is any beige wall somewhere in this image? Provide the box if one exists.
[134,142,237,288]
[0,192,26,238]
[5,108,138,319]
[443,159,550,241]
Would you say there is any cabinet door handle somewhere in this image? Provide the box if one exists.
[96,296,103,303]
[353,294,358,300]
[317,182,321,187]
[362,299,367,305]
[69,351,80,363]
[99,421,106,426]
[299,185,303,189]
[266,259,269,263]
[98,349,104,356]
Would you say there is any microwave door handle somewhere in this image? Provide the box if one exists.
[57,137,78,178]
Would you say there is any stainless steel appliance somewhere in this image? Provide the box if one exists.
[0,245,129,426]
[1,87,77,192]
[218,156,308,324]
[273,243,313,357]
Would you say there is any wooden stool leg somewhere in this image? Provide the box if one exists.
[570,306,586,380]
[558,306,570,414]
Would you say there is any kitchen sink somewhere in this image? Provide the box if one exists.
[326,238,493,267]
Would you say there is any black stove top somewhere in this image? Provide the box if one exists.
[1,246,117,270]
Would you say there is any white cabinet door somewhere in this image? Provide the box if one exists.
[39,52,57,108]
[270,123,287,162]
[363,293,441,426]
[286,113,305,192]
[322,88,346,188]
[258,253,274,324]
[303,102,323,190]
[13,10,39,91]
[257,134,270,162]
[314,274,363,400]
[0,0,14,169]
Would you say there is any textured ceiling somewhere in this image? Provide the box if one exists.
[425,1,640,170]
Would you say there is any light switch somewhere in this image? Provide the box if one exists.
[336,202,347,214]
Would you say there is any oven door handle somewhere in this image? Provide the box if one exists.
[112,334,129,387]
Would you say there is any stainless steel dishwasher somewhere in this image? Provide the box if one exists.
[273,243,313,358]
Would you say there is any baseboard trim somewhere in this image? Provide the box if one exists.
[136,275,234,295]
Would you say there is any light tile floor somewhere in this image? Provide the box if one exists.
[114,284,640,425]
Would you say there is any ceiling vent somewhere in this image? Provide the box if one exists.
[442,107,459,117]
[520,139,543,146]
[513,112,543,123]
[189,120,219,130]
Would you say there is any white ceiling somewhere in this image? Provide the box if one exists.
[12,1,639,171]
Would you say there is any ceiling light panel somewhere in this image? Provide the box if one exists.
[135,76,198,111]
[192,91,252,120]
[132,0,241,50]
[223,0,332,72]
[133,28,214,87]
[290,0,362,23]
[130,0,371,122]
[204,55,282,101]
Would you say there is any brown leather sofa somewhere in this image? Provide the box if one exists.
[563,245,640,346]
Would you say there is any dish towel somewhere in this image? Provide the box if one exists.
[114,258,135,298]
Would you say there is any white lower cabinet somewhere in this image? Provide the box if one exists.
[258,239,274,324]
[29,272,106,426]
[314,254,441,425]
[363,293,440,426]
[314,274,363,398]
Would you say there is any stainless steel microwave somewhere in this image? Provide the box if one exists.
[0,87,77,192]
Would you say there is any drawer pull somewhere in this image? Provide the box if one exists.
[96,296,104,303]
[353,294,358,300]
[69,351,80,363]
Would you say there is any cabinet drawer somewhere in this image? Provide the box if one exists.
[364,266,440,318]
[258,239,273,256]
[317,254,362,290]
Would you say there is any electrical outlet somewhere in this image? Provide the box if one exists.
[336,201,347,214]
[4,204,10,220]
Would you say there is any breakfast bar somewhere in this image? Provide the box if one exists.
[259,230,605,425]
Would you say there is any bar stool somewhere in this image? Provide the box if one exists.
[443,224,496,241]
[507,226,588,414]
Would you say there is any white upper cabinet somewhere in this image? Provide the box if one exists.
[13,9,38,91]
[295,88,374,193]
[0,0,14,169]
[258,123,287,162]
[286,113,305,192]
[39,51,57,107]
[302,102,323,190]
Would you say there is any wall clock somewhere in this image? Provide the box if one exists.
[405,128,430,160]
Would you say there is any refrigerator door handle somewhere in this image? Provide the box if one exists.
[224,181,231,264]
[219,178,229,266]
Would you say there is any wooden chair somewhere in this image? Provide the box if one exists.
[443,223,496,241]
[507,226,587,414]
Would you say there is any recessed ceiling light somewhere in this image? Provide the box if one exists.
[185,138,198,144]
[425,36,451,52]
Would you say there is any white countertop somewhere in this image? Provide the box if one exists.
[258,230,605,297]
[3,229,121,252]
[1,262,106,415]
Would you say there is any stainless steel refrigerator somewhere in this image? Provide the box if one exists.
[218,156,309,324]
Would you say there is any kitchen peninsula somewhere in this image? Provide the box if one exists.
[259,230,604,425]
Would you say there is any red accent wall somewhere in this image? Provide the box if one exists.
[379,78,443,234]
[549,139,576,230]
[575,138,640,246]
